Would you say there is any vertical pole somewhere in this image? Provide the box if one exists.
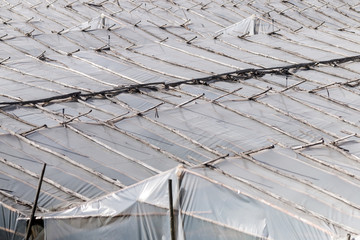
[25,163,46,240]
[102,15,105,29]
[168,179,176,240]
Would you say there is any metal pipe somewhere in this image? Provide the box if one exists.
[168,179,176,240]
[25,163,46,240]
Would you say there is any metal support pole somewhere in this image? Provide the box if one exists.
[25,163,46,240]
[168,179,176,240]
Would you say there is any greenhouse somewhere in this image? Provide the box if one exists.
[0,0,360,239]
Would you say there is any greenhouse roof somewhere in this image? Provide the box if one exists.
[1,0,360,239]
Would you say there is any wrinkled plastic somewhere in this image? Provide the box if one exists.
[217,15,277,36]
[0,203,25,240]
[42,167,337,240]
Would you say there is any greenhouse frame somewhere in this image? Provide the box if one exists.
[1,0,360,239]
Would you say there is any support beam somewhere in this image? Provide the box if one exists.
[176,93,204,108]
[168,179,176,240]
[25,163,46,240]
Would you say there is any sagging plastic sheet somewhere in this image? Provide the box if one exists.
[217,15,278,37]
[41,166,337,240]
[0,203,26,240]
[63,14,121,33]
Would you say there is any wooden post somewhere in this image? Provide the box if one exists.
[25,163,46,240]
[168,179,176,240]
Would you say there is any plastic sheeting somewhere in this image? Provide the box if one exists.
[63,14,120,34]
[215,153,360,233]
[42,166,338,240]
[217,15,278,36]
[2,0,360,239]
[0,203,25,240]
